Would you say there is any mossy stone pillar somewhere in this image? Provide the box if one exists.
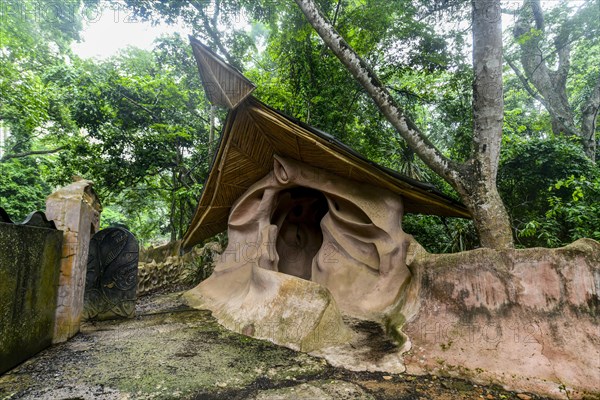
[46,179,102,343]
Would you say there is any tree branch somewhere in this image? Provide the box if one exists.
[341,88,362,137]
[506,57,580,137]
[514,0,549,88]
[1,146,67,162]
[186,99,210,123]
[417,0,467,22]
[581,75,600,144]
[189,0,240,70]
[388,86,432,103]
[293,0,461,186]
[530,0,544,31]
[505,57,546,105]
[120,92,159,121]
[331,0,342,27]
[501,8,518,16]
[212,0,221,30]
[554,15,572,94]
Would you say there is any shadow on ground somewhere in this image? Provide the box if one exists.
[0,292,550,400]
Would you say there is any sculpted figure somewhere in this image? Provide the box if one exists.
[185,155,412,349]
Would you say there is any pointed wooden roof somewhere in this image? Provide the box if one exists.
[182,39,470,251]
[190,37,256,109]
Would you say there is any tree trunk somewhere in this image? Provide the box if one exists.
[456,172,514,249]
[170,167,177,243]
[467,0,514,248]
[513,0,598,161]
[294,0,514,249]
[472,187,514,249]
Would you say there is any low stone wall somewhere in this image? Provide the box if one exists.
[137,241,222,296]
[0,212,63,374]
[400,238,600,399]
[139,241,182,263]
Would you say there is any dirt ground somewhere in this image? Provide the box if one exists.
[0,291,552,400]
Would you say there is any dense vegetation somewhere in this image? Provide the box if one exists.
[1,0,598,250]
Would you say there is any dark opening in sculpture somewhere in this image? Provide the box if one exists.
[272,187,328,281]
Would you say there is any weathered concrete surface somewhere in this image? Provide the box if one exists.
[0,293,329,400]
[402,238,600,399]
[46,179,102,343]
[0,222,62,374]
[0,291,550,400]
[184,265,353,352]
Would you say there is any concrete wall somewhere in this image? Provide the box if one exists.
[0,219,63,374]
[400,238,600,399]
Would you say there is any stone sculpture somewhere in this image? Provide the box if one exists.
[185,155,412,349]
[83,227,139,320]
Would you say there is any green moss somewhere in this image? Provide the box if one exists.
[440,340,453,351]
[0,309,328,399]
[384,312,407,347]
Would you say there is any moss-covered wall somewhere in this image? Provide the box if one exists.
[0,222,63,374]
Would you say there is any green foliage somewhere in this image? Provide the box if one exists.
[0,0,84,149]
[244,0,473,181]
[499,135,599,247]
[519,175,600,247]
[182,233,227,286]
[2,0,598,252]
[1,19,212,242]
[503,73,553,139]
[403,215,478,253]
[99,192,171,247]
[0,0,84,221]
[27,35,212,242]
[515,28,542,45]
[0,158,53,221]
[117,0,259,69]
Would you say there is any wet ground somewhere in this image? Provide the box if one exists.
[0,291,551,400]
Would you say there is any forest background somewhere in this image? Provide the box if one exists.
[1,0,598,252]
